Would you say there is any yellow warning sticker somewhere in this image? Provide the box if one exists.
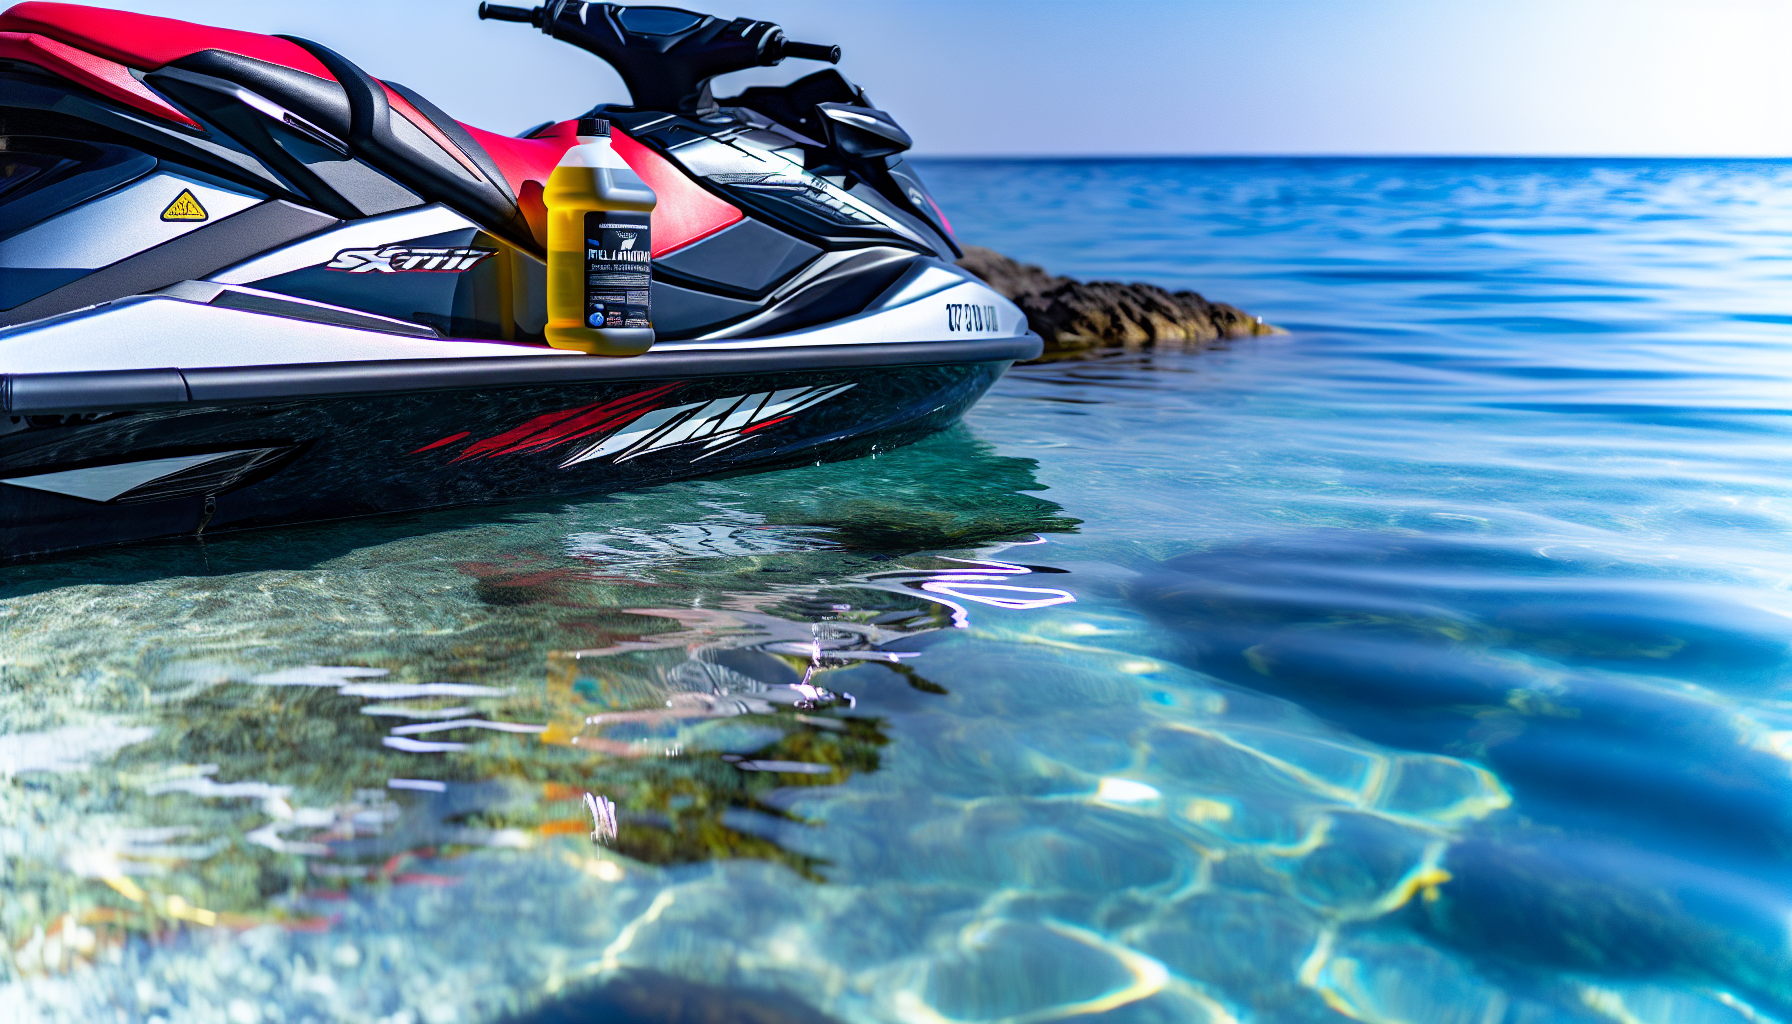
[160,189,208,222]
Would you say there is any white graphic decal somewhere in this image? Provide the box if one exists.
[1,449,264,503]
[325,245,497,273]
[559,383,857,468]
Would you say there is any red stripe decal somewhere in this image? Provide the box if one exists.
[410,431,470,454]
[452,404,601,462]
[484,384,682,458]
[453,383,684,462]
[741,415,793,434]
[496,406,648,456]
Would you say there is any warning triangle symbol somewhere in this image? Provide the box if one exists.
[160,189,208,222]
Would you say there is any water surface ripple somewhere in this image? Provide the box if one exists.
[9,158,1792,1024]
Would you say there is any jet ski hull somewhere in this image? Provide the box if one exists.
[0,336,1035,560]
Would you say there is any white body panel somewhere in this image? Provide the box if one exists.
[660,263,1024,352]
[209,205,478,284]
[0,268,1020,374]
[0,196,1019,371]
[0,173,260,270]
[0,296,573,373]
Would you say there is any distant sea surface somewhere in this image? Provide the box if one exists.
[9,157,1792,1023]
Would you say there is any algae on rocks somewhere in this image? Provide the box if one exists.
[958,245,1279,357]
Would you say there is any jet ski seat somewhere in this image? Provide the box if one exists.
[0,2,743,257]
[0,1,336,79]
[0,1,552,249]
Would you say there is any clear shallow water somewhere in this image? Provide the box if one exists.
[9,158,1792,1023]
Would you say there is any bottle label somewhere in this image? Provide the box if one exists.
[584,213,652,329]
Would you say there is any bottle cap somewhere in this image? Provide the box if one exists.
[576,117,611,138]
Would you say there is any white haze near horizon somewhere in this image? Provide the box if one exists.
[84,0,1792,157]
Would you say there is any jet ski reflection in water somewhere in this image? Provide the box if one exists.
[549,535,1078,759]
[309,538,1080,876]
[0,1,1037,559]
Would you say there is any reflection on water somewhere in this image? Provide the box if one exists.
[15,158,1792,1022]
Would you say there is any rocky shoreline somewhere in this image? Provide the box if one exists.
[957,245,1280,358]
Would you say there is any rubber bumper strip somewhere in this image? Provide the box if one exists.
[0,200,340,329]
[1,334,1044,415]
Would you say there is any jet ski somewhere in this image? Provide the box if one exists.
[0,1,1037,560]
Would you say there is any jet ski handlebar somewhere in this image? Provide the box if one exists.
[477,4,539,23]
[478,1,839,113]
[780,40,843,63]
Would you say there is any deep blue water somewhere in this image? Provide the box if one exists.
[8,158,1792,1023]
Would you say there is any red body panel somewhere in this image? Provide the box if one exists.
[0,1,335,79]
[466,121,745,257]
[611,127,745,255]
[0,29,198,127]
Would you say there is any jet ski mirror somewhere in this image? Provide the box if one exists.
[816,103,912,160]
[477,1,840,115]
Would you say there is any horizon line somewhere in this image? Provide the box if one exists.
[907,152,1792,162]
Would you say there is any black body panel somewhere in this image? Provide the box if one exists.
[0,69,304,201]
[0,136,155,240]
[652,217,820,297]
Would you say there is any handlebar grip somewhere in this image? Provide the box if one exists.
[478,3,539,24]
[783,41,841,64]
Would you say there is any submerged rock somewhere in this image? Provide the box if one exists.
[512,970,840,1024]
[957,245,1279,357]
[1415,835,1792,1019]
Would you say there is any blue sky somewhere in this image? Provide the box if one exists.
[94,0,1792,156]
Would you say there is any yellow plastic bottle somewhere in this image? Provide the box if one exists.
[544,117,657,355]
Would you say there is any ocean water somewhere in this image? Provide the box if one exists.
[8,158,1792,1023]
